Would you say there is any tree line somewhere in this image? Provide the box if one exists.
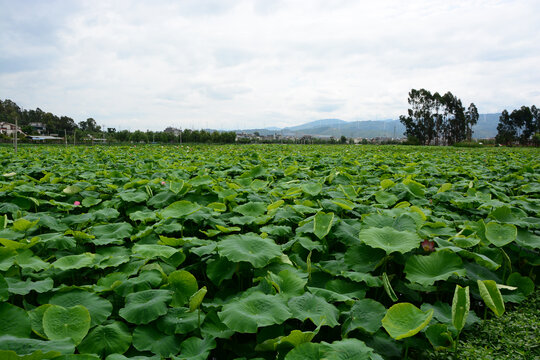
[495,106,539,145]
[399,89,479,145]
[0,99,236,144]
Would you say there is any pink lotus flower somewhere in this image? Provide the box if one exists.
[161,181,166,186]
[73,201,81,206]
[421,239,435,252]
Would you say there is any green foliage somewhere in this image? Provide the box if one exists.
[0,144,538,359]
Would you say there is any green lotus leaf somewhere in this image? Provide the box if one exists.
[485,222,517,247]
[52,253,95,270]
[0,335,75,355]
[425,324,454,350]
[14,249,49,271]
[168,270,198,307]
[313,211,334,240]
[132,244,179,259]
[28,304,51,339]
[0,248,16,271]
[81,197,102,207]
[359,227,420,254]
[49,290,113,327]
[404,250,466,286]
[157,307,205,335]
[302,182,323,196]
[56,354,101,360]
[375,191,398,206]
[5,277,53,295]
[217,233,282,268]
[284,342,321,360]
[288,293,339,327]
[160,200,201,219]
[342,298,386,335]
[189,287,207,312]
[344,244,386,272]
[12,218,38,232]
[256,329,316,352]
[169,180,186,195]
[206,256,235,286]
[382,272,398,302]
[43,305,91,345]
[174,337,216,360]
[382,303,434,340]
[267,270,307,299]
[218,292,291,333]
[90,222,133,244]
[233,201,267,217]
[77,322,132,357]
[119,289,173,324]
[452,285,469,332]
[506,272,534,297]
[320,338,382,359]
[113,270,163,296]
[132,325,181,357]
[0,303,31,337]
[63,185,82,195]
[118,191,149,203]
[516,228,540,250]
[477,280,505,317]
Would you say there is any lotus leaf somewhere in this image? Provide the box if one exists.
[43,305,91,345]
[49,290,113,327]
[404,250,466,286]
[160,200,201,219]
[218,292,291,333]
[217,233,282,268]
[359,227,420,254]
[313,211,334,239]
[168,270,198,307]
[342,298,386,335]
[477,280,505,317]
[132,325,182,357]
[485,222,517,247]
[174,337,216,360]
[0,303,31,337]
[382,303,434,340]
[77,322,132,357]
[119,289,172,324]
[288,292,339,327]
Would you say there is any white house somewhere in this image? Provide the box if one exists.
[0,122,21,136]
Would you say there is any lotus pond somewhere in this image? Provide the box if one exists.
[0,144,538,359]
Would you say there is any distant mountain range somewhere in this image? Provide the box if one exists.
[237,114,501,139]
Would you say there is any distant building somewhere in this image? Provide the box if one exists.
[164,127,182,136]
[30,122,46,134]
[0,122,21,136]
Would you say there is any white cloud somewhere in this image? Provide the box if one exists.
[1,0,539,130]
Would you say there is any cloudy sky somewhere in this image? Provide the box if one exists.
[1,0,539,131]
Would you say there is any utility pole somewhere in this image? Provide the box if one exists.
[14,114,18,154]
[65,129,67,147]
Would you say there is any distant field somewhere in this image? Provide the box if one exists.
[0,144,538,359]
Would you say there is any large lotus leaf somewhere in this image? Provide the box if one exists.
[28,304,51,339]
[168,270,198,307]
[382,303,434,340]
[0,248,16,271]
[52,253,96,270]
[200,311,234,339]
[15,249,49,271]
[344,244,386,273]
[132,244,179,259]
[302,182,323,196]
[119,289,173,324]
[266,270,307,299]
[485,222,517,247]
[0,303,31,337]
[288,293,339,327]
[132,325,181,357]
[218,292,292,333]
[256,329,316,352]
[284,343,321,360]
[189,287,207,312]
[206,256,235,286]
[49,290,113,327]
[359,227,420,254]
[43,305,90,345]
[217,233,282,268]
[160,201,201,219]
[77,322,132,357]
[174,337,216,360]
[477,280,505,317]
[90,223,133,244]
[233,202,267,217]
[118,191,149,203]
[342,298,386,335]
[0,335,75,355]
[313,211,334,240]
[516,228,540,250]
[5,277,53,295]
[375,191,398,206]
[157,307,205,335]
[320,338,381,360]
[404,250,466,286]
